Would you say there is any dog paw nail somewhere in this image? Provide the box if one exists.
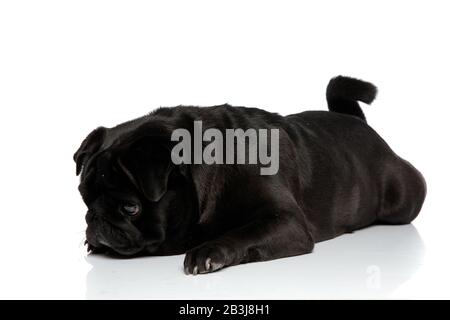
[211,262,224,272]
[193,266,198,275]
[205,257,211,270]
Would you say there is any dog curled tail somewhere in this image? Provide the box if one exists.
[326,75,378,122]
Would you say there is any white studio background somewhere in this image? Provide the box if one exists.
[0,0,449,299]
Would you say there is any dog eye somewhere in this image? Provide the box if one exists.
[121,203,140,216]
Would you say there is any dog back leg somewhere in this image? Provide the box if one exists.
[377,159,426,224]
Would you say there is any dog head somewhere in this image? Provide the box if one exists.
[74,119,196,256]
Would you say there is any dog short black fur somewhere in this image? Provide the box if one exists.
[74,76,426,274]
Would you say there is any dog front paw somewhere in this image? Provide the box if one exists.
[184,242,232,275]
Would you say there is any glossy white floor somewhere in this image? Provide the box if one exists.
[2,215,450,299]
[83,224,432,299]
[1,177,449,299]
[1,1,449,300]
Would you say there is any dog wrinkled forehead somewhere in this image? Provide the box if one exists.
[77,151,128,206]
[73,115,177,176]
[74,117,177,204]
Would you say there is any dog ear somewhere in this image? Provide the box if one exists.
[118,138,174,202]
[73,127,107,176]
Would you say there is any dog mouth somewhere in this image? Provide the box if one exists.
[85,240,144,257]
[86,217,146,257]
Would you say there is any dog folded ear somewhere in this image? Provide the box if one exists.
[74,127,107,176]
[118,138,174,202]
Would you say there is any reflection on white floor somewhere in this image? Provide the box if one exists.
[86,224,424,299]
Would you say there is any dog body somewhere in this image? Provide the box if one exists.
[75,76,426,274]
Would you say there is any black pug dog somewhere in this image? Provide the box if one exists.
[74,76,426,275]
